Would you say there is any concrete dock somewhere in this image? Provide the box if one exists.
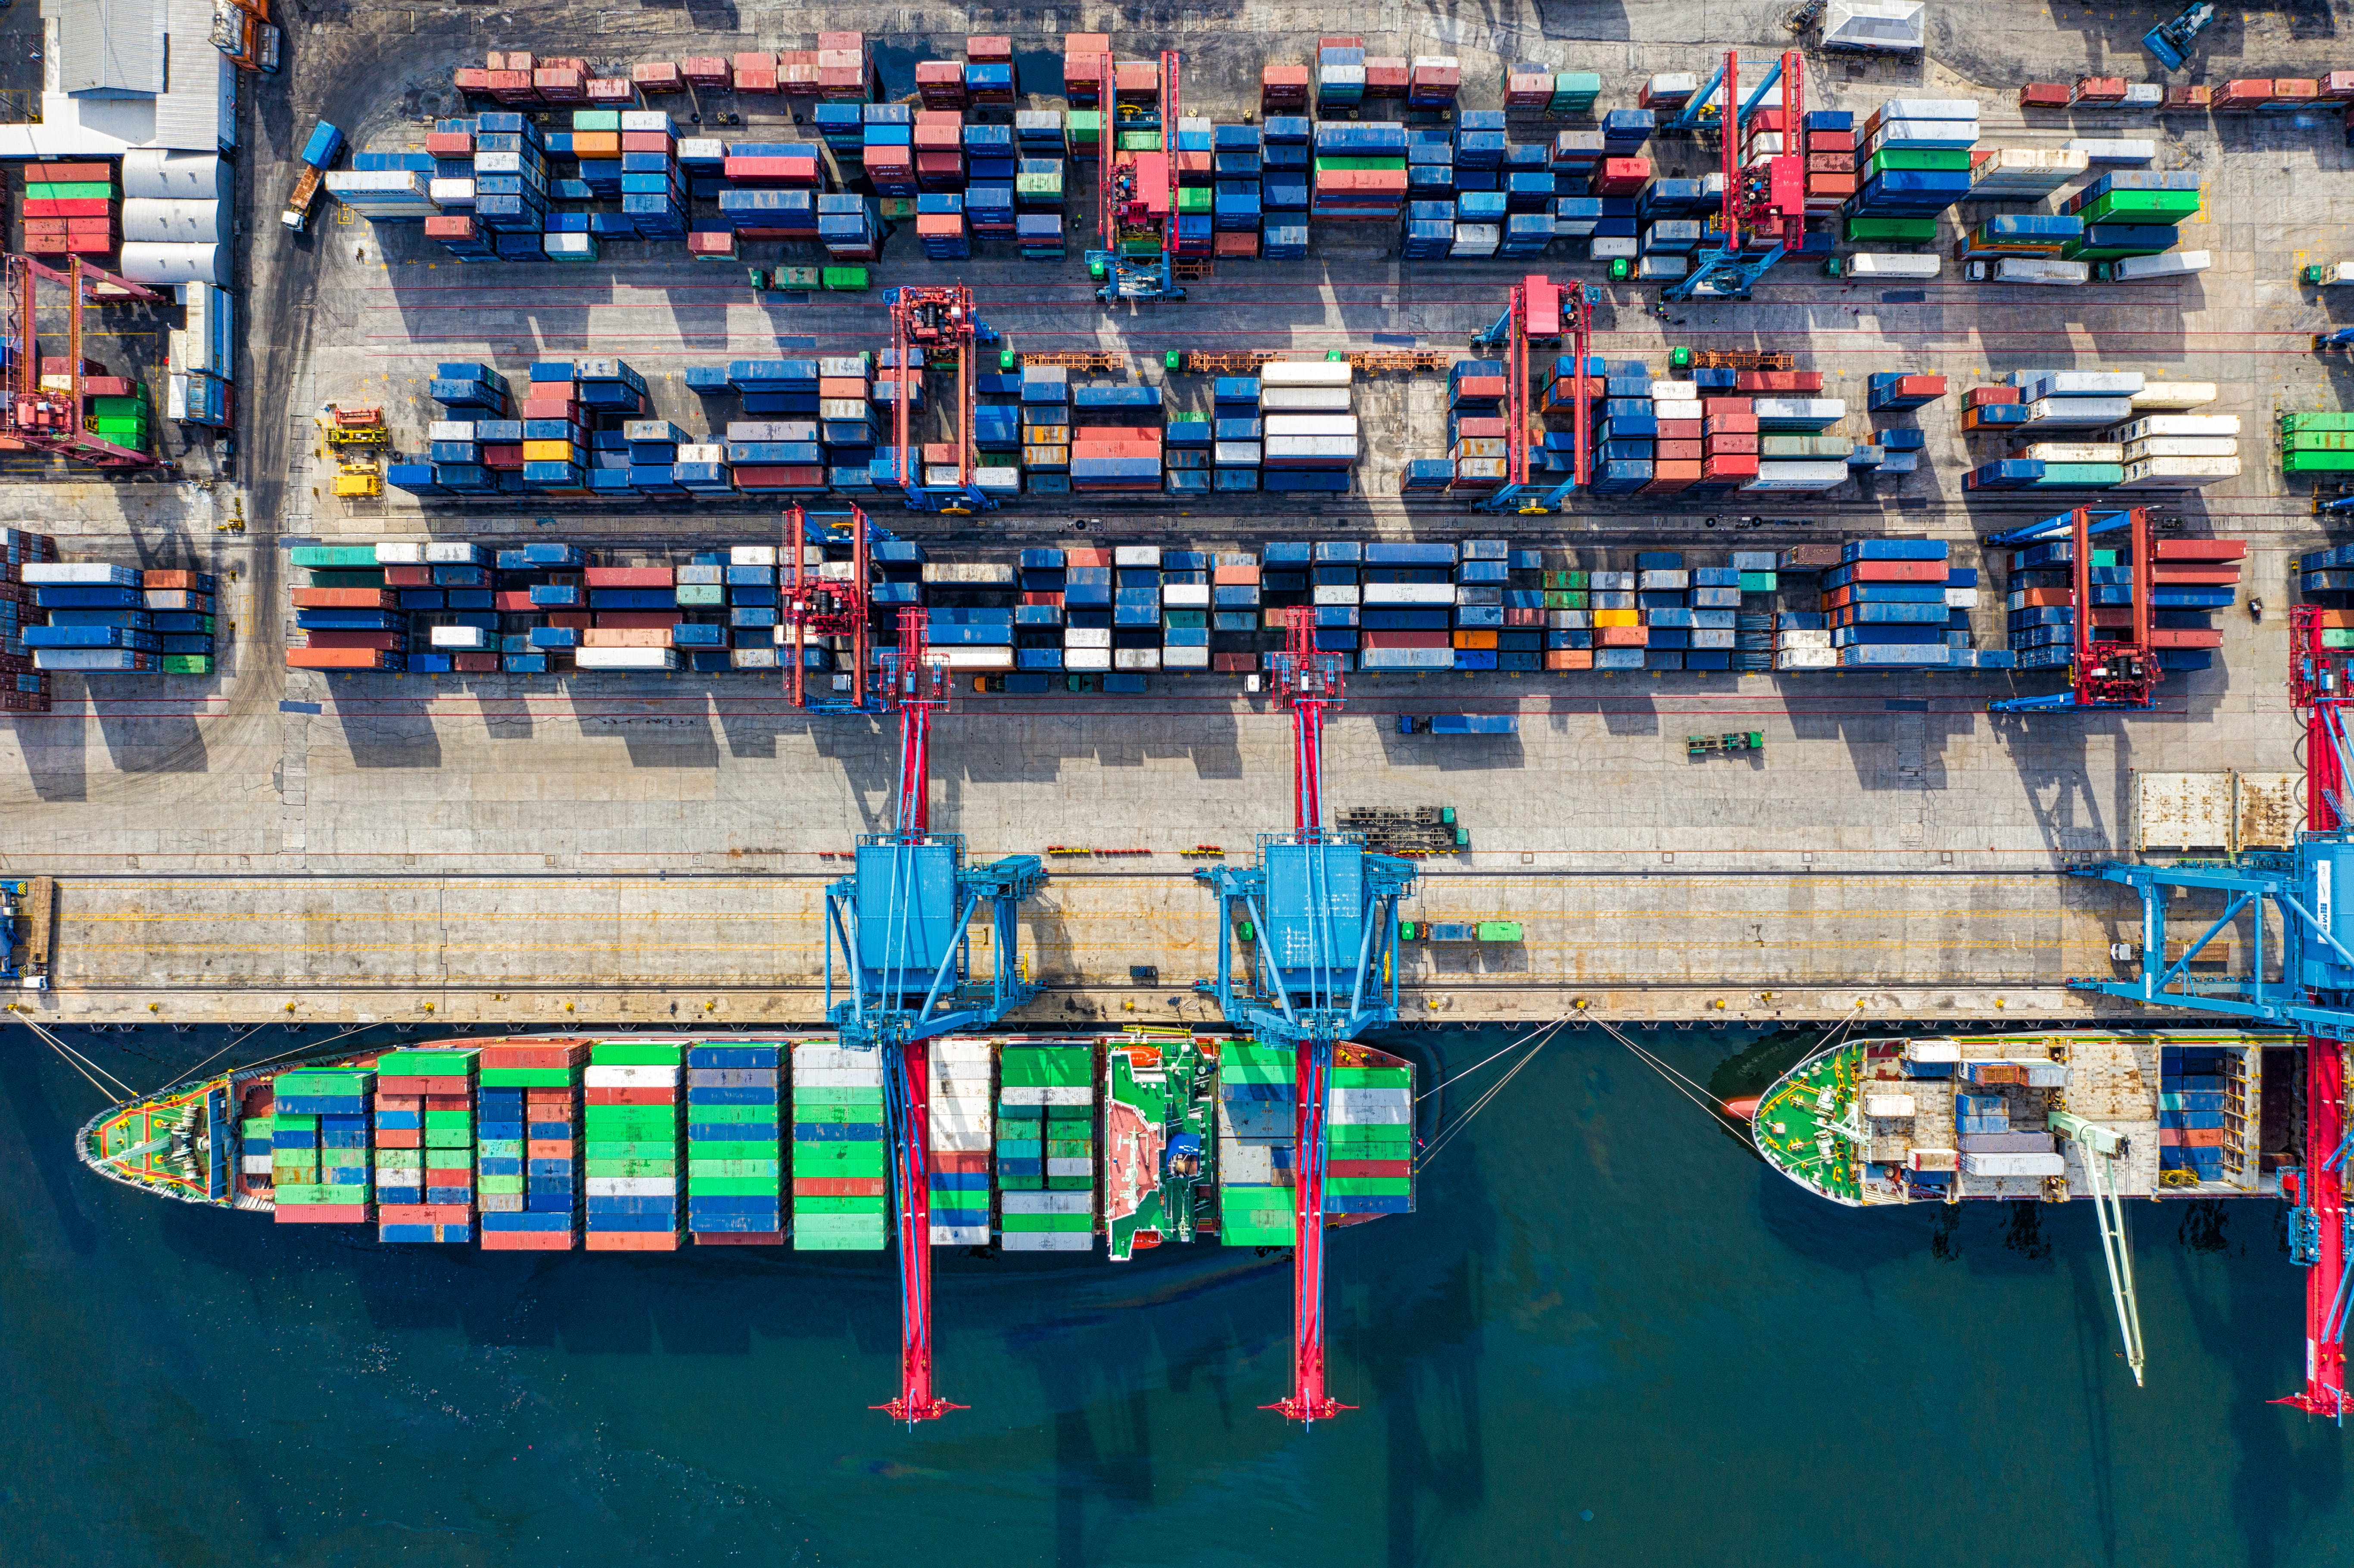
[0,0,2342,1024]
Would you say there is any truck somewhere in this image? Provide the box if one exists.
[283,120,344,233]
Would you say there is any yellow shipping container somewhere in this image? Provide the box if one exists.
[520,439,579,462]
[1593,608,1639,627]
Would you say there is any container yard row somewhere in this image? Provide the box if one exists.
[275,533,2025,679]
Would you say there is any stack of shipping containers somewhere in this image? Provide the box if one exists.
[792,1045,888,1251]
[1216,1040,1296,1247]
[998,1044,1094,1253]
[373,1047,477,1244]
[928,1041,994,1246]
[477,1038,582,1250]
[271,1066,373,1225]
[584,1039,683,1251]
[687,1041,783,1244]
[1326,1056,1413,1218]
[2158,1042,2230,1185]
[0,529,54,713]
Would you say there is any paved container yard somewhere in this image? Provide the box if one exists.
[1,0,2348,1022]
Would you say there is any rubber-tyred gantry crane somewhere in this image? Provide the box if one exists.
[1087,48,1184,302]
[1986,507,2160,714]
[3,253,165,469]
[781,502,885,714]
[824,608,1048,1424]
[1195,608,1416,1424]
[1664,49,1807,301]
[887,284,994,513]
[1467,272,1597,514]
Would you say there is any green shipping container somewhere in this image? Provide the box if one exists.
[2285,451,2354,473]
[2075,190,2201,225]
[28,181,114,200]
[590,1041,682,1066]
[375,1049,479,1074]
[160,655,215,675]
[688,1104,775,1124]
[290,545,386,568]
[1846,216,1938,242]
[479,1067,575,1086]
[2031,464,2127,487]
[276,1184,371,1205]
[1739,571,1778,593]
[571,110,621,131]
[2282,431,2354,451]
[821,266,869,291]
[2279,413,2354,433]
[1866,149,1972,174]
[1117,131,1163,152]
[1000,1211,1093,1232]
[1476,921,1523,942]
[477,1175,524,1195]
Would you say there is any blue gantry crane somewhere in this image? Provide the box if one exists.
[824,607,1049,1423]
[1663,49,1808,301]
[1196,608,1416,1423]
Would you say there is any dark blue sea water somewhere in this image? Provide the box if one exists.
[3,1023,2347,1566]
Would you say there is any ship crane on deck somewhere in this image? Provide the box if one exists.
[824,607,1049,1424]
[2061,604,2353,1421]
[1194,608,1416,1424]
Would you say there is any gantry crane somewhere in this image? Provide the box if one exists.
[824,607,1049,1424]
[1195,607,1416,1424]
[3,254,166,469]
[1467,273,1597,514]
[1087,48,1185,302]
[887,285,996,514]
[1664,50,1807,301]
[781,503,887,715]
[1987,507,2161,714]
[2062,604,2353,1421]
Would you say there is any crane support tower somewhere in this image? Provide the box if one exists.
[1194,608,1416,1424]
[1088,50,1185,302]
[2,254,167,469]
[2064,605,2354,1420]
[1664,50,1807,301]
[824,608,1049,1424]
[1986,507,2160,714]
[781,503,892,715]
[1466,274,1598,514]
[887,285,997,514]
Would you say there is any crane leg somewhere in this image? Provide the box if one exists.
[1265,1037,1353,1424]
[875,1038,965,1425]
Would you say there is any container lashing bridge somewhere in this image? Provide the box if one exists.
[2,253,166,469]
[1985,506,2160,714]
[781,502,891,715]
[2062,604,2352,1421]
[1467,273,1596,514]
[1087,49,1185,302]
[1663,50,1807,301]
[1194,607,1416,1424]
[888,284,996,514]
[823,607,1049,1424]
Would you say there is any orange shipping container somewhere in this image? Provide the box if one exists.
[1544,650,1594,671]
[570,131,621,157]
[1597,625,1647,647]
[1452,630,1498,650]
[292,587,394,608]
[581,627,673,647]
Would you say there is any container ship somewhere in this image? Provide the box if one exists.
[76,1031,1415,1255]
[1748,1029,2298,1206]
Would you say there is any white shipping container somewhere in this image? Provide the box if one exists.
[1590,236,1638,258]
[933,645,1013,670]
[2066,137,2156,165]
[1113,545,1162,566]
[373,541,425,564]
[2117,456,2242,486]
[1313,584,1361,605]
[585,1178,678,1196]
[1845,252,1941,278]
[1880,97,1980,120]
[2039,369,2145,395]
[1945,588,1980,608]
[2111,249,2211,281]
[1778,629,1832,647]
[573,647,681,670]
[1163,646,1210,669]
[1872,118,1980,146]
[429,177,476,204]
[2119,83,2164,107]
[1742,460,1850,491]
[2115,413,2237,439]
[1263,435,1360,461]
[731,545,778,566]
[1994,257,2089,285]
[1258,386,1353,412]
[1162,583,1211,607]
[1262,414,1360,438]
[1752,398,1848,422]
[1970,147,2090,178]
[730,647,780,669]
[584,1065,679,1087]
[429,626,487,649]
[1361,583,1456,605]
[1258,360,1354,388]
[426,420,476,442]
[2019,442,2124,463]
[2124,437,2239,459]
[1114,647,1161,670]
[1062,647,1112,670]
[817,398,871,420]
[424,542,485,563]
[1863,1094,1918,1118]
[1000,1189,1092,1212]
[1905,1039,1963,1063]
[1775,647,1838,668]
[676,443,725,465]
[1962,1151,2068,1178]
[1064,627,1112,648]
[2024,396,2136,426]
[1647,71,1698,96]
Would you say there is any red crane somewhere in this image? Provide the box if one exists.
[780,503,873,712]
[3,254,165,469]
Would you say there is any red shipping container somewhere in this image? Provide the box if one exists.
[2275,78,2320,103]
[695,1232,785,1245]
[1452,416,1508,440]
[632,62,682,91]
[2150,628,2225,648]
[1656,439,1703,462]
[1644,463,1701,491]
[2019,82,2071,108]
[594,612,678,631]
[277,1205,372,1223]
[585,77,638,105]
[2013,587,2071,608]
[1701,454,1760,479]
[1702,397,1756,423]
[587,1234,679,1252]
[453,68,492,94]
[732,465,824,489]
[584,566,673,587]
[2152,568,2243,585]
[734,51,779,86]
[1847,560,1946,582]
[20,218,64,237]
[1807,174,1858,199]
[2153,539,2247,561]
[2086,608,2136,629]
[1890,374,1946,399]
[2071,76,2127,104]
[1967,386,2022,407]
[480,1232,574,1251]
[1365,58,1408,95]
[376,1129,422,1149]
[292,588,396,608]
[1453,375,1508,401]
[382,566,432,586]
[424,215,477,240]
[380,1204,474,1225]
[2216,78,2275,106]
[1657,418,1703,440]
[454,653,499,672]
[1704,432,1759,454]
[794,1178,887,1195]
[680,55,732,87]
[299,632,404,652]
[490,591,536,613]
[548,612,592,629]
[23,199,112,219]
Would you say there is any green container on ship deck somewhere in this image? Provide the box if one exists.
[1865,149,1971,175]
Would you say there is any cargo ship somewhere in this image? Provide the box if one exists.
[1749,1030,2297,1206]
[77,1031,1415,1254]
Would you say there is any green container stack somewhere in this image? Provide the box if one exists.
[686,1042,783,1244]
[88,383,153,450]
[1324,1058,1414,1217]
[2281,412,2354,476]
[584,1040,683,1249]
[371,1047,478,1243]
[1216,1040,1298,1247]
[792,1045,888,1251]
[998,1043,1095,1253]
[269,1066,374,1222]
[1068,110,1102,158]
[1549,71,1601,115]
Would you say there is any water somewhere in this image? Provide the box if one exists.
[3,1023,2348,1566]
